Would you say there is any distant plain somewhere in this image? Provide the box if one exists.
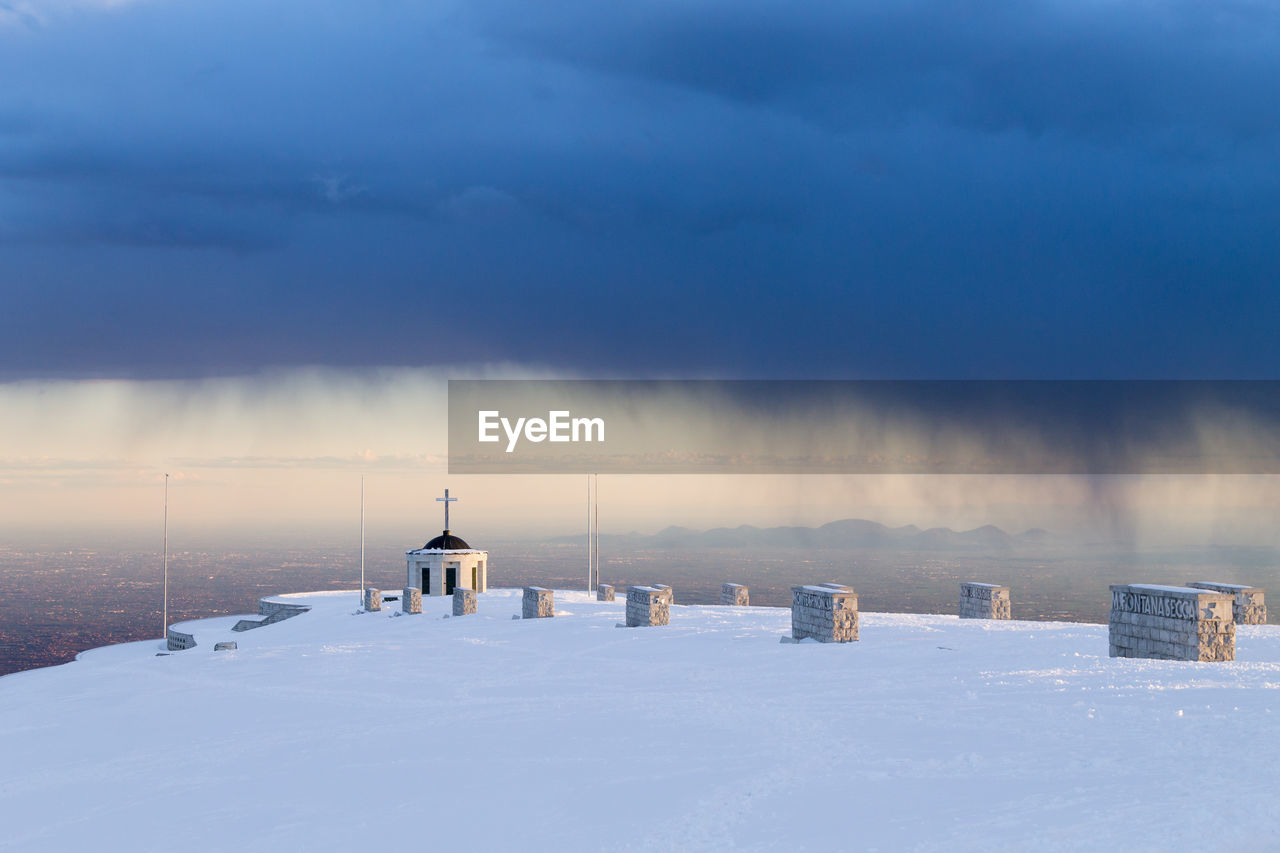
[3,523,1276,676]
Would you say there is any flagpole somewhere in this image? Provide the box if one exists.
[162,473,169,640]
[360,476,366,605]
[593,472,599,589]
[586,474,592,591]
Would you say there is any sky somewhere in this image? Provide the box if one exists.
[2,1,1280,544]
[3,0,1280,379]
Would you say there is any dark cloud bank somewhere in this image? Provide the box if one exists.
[1,0,1278,379]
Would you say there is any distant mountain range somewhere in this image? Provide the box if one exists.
[550,519,1051,550]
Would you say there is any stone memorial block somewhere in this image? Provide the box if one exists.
[453,587,477,616]
[959,582,1012,620]
[721,583,749,606]
[1187,582,1266,625]
[626,586,670,627]
[213,641,237,651]
[363,588,382,612]
[522,587,554,619]
[402,587,423,614]
[1109,584,1235,662]
[597,583,615,602]
[791,585,858,643]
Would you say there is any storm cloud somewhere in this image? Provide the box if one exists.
[2,0,1278,378]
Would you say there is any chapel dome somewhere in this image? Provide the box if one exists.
[423,530,471,550]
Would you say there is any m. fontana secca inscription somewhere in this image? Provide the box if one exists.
[1110,590,1200,620]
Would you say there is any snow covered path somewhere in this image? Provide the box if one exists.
[1,589,1278,851]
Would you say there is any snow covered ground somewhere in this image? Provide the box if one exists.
[2,588,1278,852]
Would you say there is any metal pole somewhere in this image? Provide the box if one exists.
[360,476,365,605]
[586,474,591,591]
[162,473,169,639]
[596,471,601,584]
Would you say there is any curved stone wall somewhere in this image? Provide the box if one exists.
[232,598,312,632]
[165,628,196,651]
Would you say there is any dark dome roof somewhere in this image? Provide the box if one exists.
[423,530,471,550]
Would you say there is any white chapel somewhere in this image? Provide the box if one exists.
[406,489,488,596]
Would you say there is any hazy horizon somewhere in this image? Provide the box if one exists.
[5,370,1280,554]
